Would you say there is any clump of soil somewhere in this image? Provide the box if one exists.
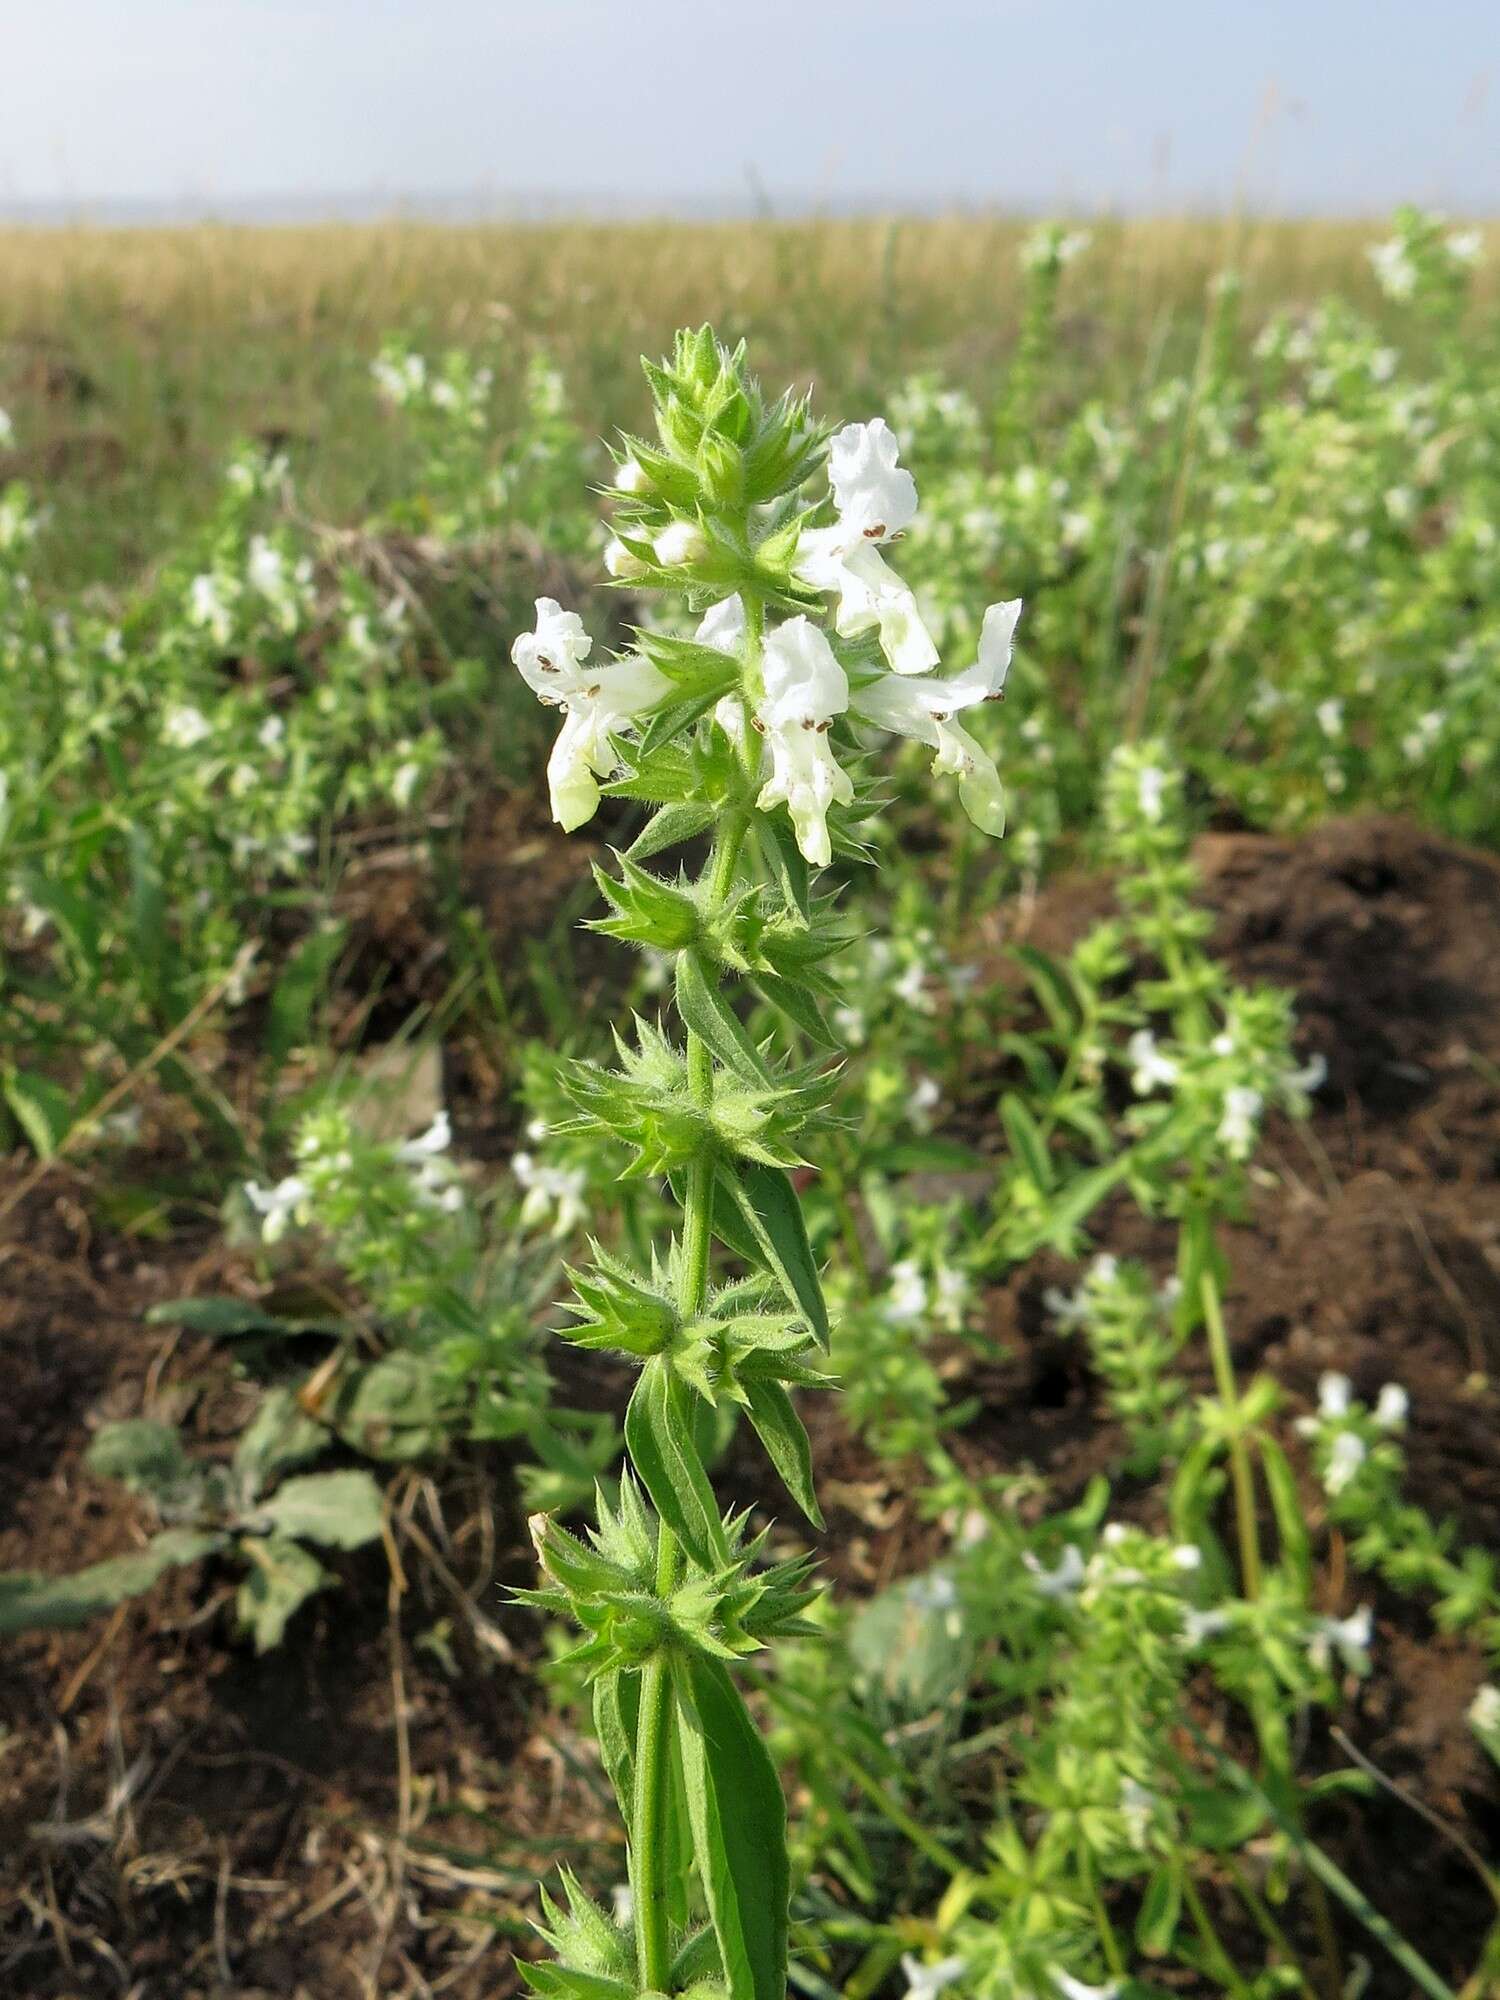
[1,814,1498,1996]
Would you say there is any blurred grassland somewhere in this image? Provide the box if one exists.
[0,214,1491,588]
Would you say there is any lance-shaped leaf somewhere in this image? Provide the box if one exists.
[715,1160,829,1346]
[626,799,716,863]
[673,1652,789,2000]
[676,950,772,1086]
[742,1378,822,1527]
[624,1359,728,1573]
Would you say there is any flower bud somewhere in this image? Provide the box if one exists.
[603,537,648,581]
[614,456,651,496]
[653,519,709,569]
[697,433,744,506]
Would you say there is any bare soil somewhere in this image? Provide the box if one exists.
[1,813,1497,1998]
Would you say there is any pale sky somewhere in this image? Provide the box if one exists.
[5,0,1498,219]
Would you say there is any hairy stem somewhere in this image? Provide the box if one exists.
[632,810,750,1988]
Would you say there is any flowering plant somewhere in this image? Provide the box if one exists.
[510,327,1020,2000]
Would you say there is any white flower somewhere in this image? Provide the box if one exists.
[163,704,212,749]
[1324,1430,1368,1495]
[1043,1282,1091,1332]
[610,1882,634,1925]
[1127,1028,1179,1095]
[1217,1085,1263,1159]
[906,1569,958,1613]
[1181,1605,1234,1645]
[245,1174,311,1243]
[886,1258,929,1325]
[826,419,918,543]
[754,617,853,868]
[847,600,1020,836]
[1402,709,1444,762]
[1447,229,1482,267]
[933,1263,970,1330]
[511,598,668,832]
[907,1074,941,1126]
[1050,1968,1121,2000]
[613,457,650,495]
[1316,698,1344,740]
[1318,1371,1354,1420]
[258,715,285,749]
[653,519,708,568]
[1468,1684,1500,1735]
[901,1956,966,2000]
[893,960,932,1011]
[1119,1777,1156,1849]
[391,760,422,808]
[1309,1604,1373,1674]
[396,1111,451,1162]
[513,1150,589,1238]
[796,528,940,675]
[1375,1382,1409,1429]
[1369,239,1417,300]
[188,572,236,644]
[1137,764,1167,823]
[695,594,746,654]
[1025,1545,1086,1600]
[247,535,285,597]
[1282,1051,1328,1095]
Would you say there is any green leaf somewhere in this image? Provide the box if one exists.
[676,952,771,1086]
[756,817,810,925]
[1257,1435,1312,1590]
[747,971,836,1048]
[674,1652,788,2000]
[1012,943,1080,1035]
[1135,1862,1182,1955]
[146,1295,341,1340]
[265,922,346,1068]
[627,800,716,863]
[0,1529,224,1635]
[742,1379,822,1527]
[715,1160,828,1346]
[232,1387,328,1492]
[3,1067,75,1158]
[236,1535,329,1652]
[592,1667,640,1820]
[85,1419,192,1496]
[624,1360,728,1572]
[252,1469,384,1549]
[1000,1093,1053,1192]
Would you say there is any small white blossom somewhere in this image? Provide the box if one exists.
[1127,1028,1179,1095]
[1025,1544,1086,1600]
[1375,1382,1409,1429]
[1217,1085,1263,1160]
[245,1174,311,1243]
[613,457,650,495]
[1316,698,1344,740]
[907,1074,941,1126]
[511,598,668,832]
[1447,228,1482,267]
[610,1882,634,1925]
[886,1258,929,1325]
[1324,1430,1368,1495]
[513,1150,589,1238]
[826,418,918,543]
[163,704,212,749]
[602,537,647,580]
[1136,764,1167,823]
[1050,1969,1121,2000]
[754,617,853,868]
[900,1954,966,2000]
[1309,1604,1373,1674]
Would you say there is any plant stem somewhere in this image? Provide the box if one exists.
[1200,1262,1263,1601]
[632,813,748,1992]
